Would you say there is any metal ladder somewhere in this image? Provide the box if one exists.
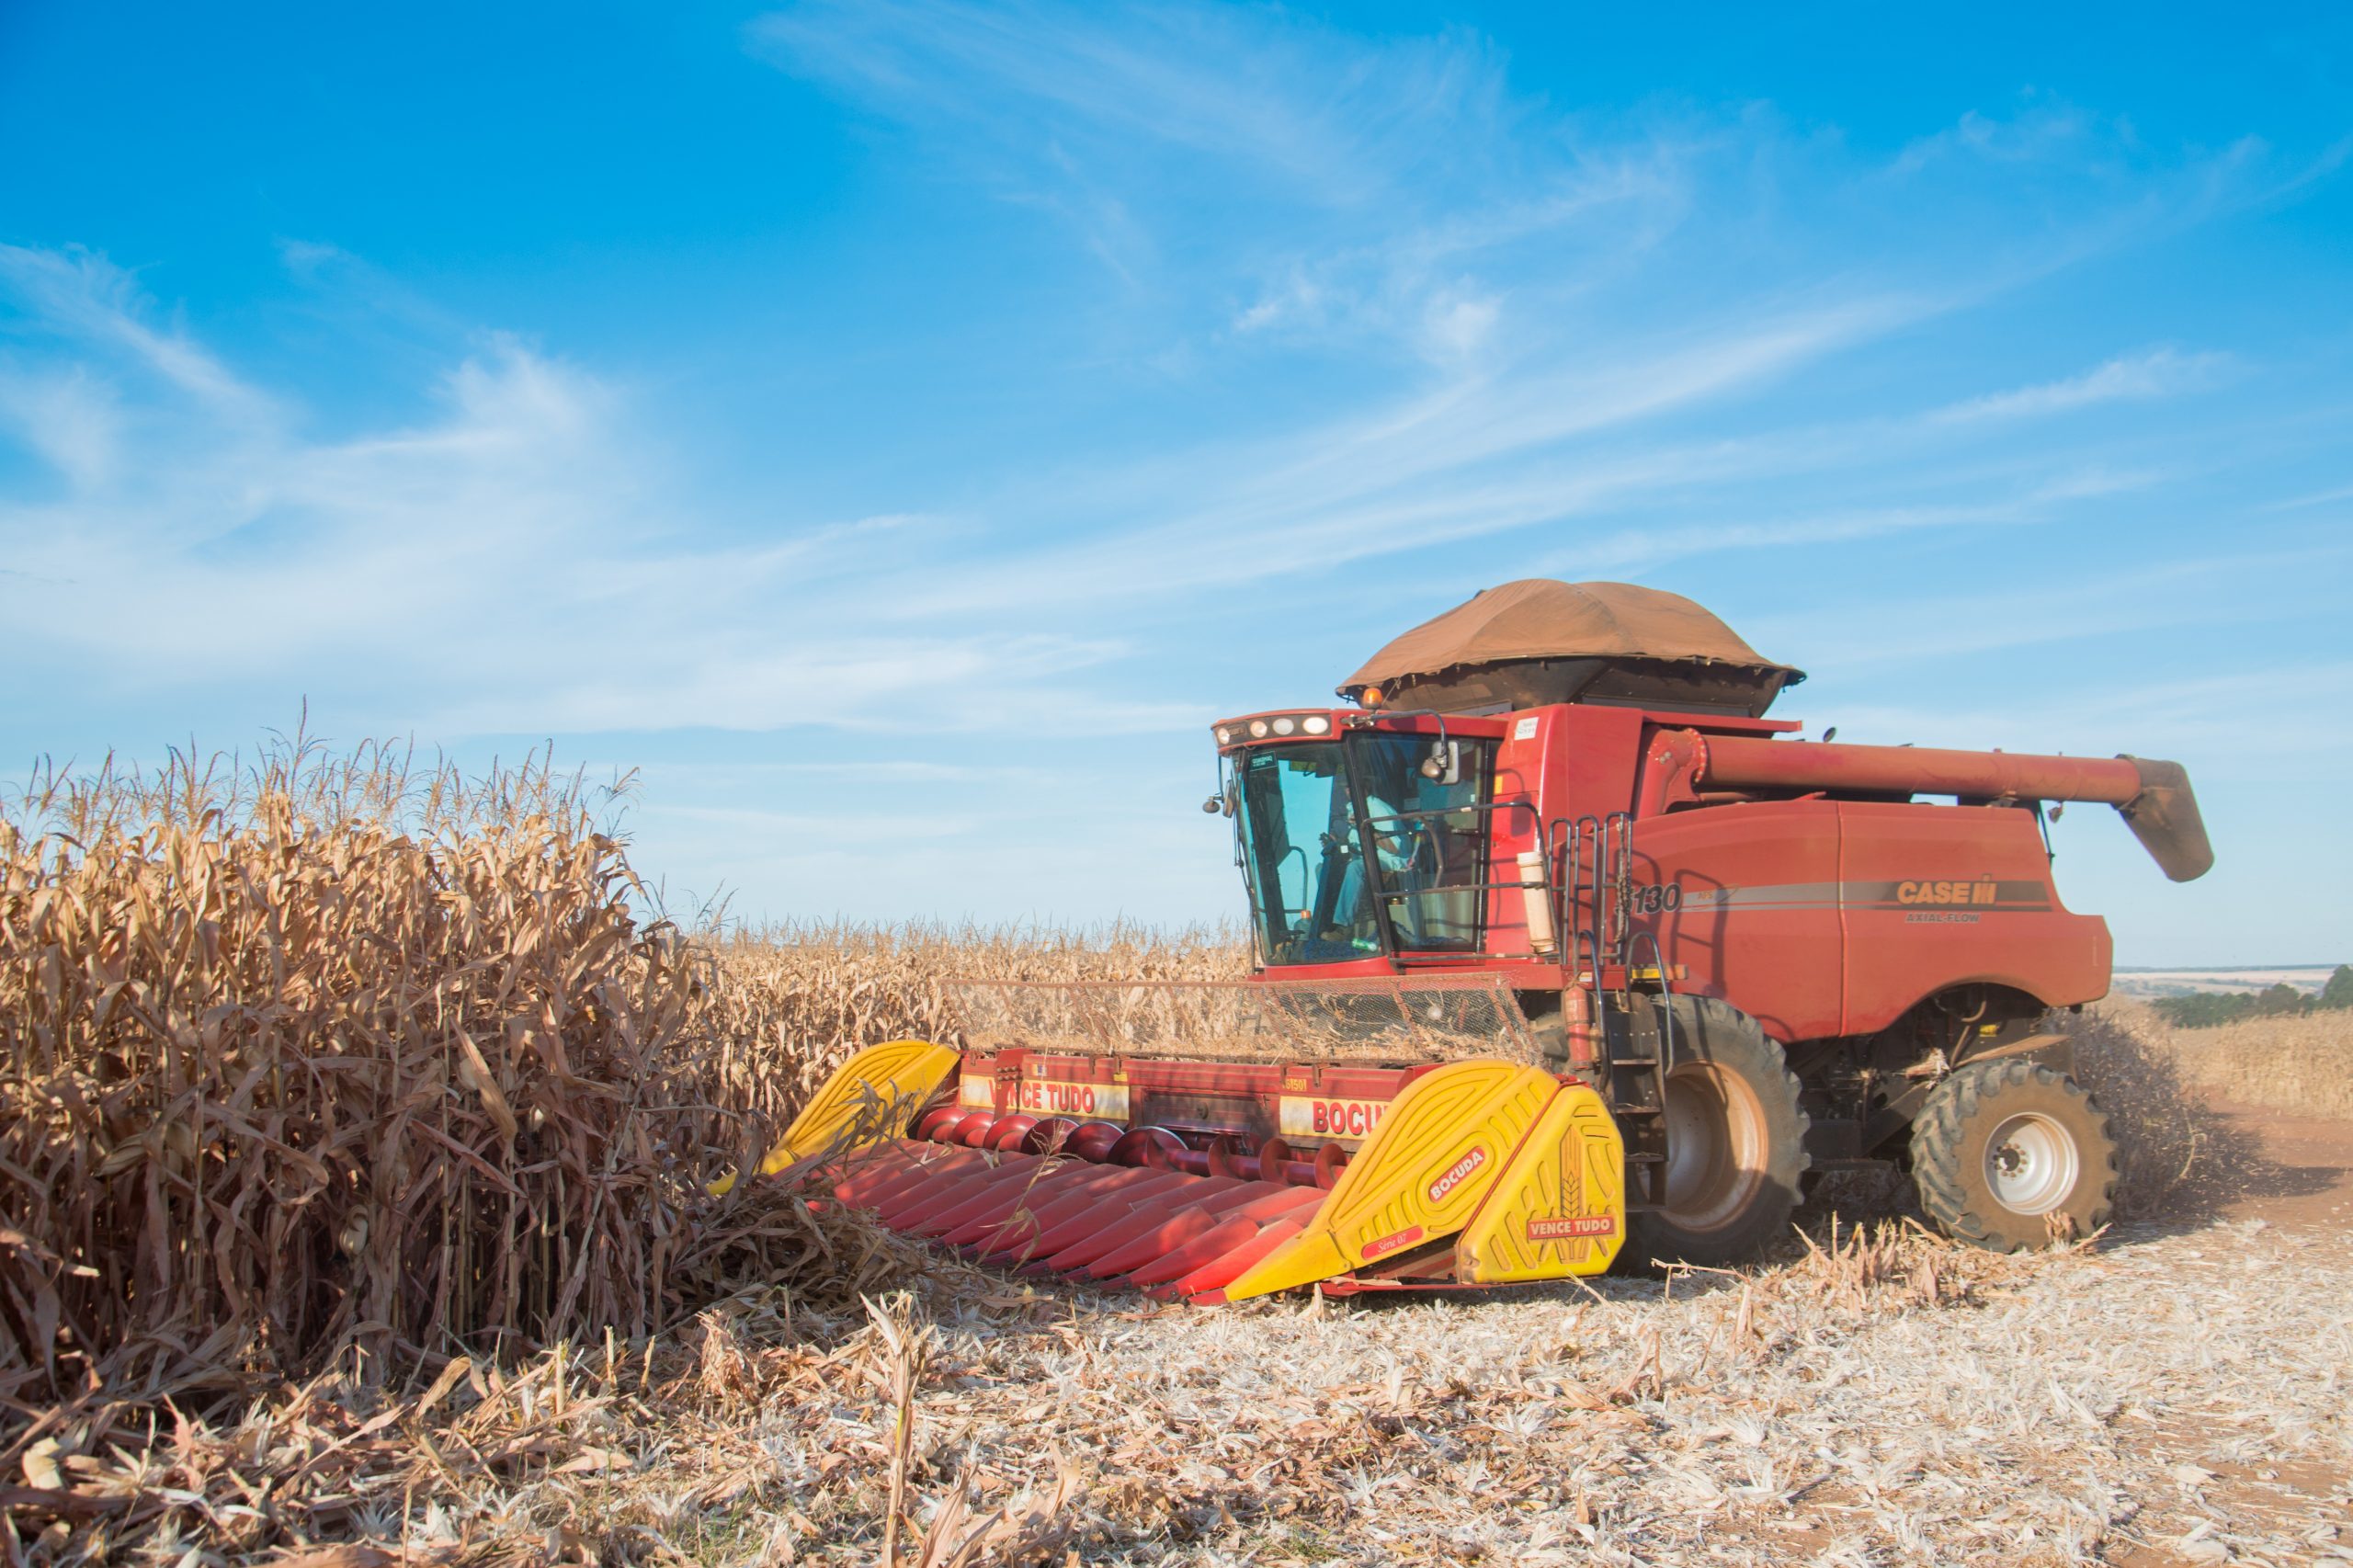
[1555,812,1675,1213]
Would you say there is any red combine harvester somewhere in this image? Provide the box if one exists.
[757,581,2211,1301]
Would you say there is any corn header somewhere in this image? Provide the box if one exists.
[756,979,1625,1301]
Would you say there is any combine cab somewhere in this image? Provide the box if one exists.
[758,580,2212,1299]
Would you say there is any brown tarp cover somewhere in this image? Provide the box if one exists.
[1339,579,1799,699]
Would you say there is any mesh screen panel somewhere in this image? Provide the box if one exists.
[948,976,1540,1066]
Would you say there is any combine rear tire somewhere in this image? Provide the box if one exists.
[1626,997,1811,1268]
[1911,1060,2116,1252]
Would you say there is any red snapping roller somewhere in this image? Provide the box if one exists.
[813,1121,1329,1297]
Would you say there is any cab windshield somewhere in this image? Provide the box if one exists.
[1233,734,1491,966]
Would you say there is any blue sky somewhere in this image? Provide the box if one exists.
[3,3,2349,965]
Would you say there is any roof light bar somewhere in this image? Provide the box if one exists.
[1211,711,1345,745]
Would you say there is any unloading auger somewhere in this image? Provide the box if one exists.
[752,980,1626,1303]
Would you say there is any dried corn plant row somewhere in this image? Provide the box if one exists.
[14,737,2332,1568]
[0,743,943,1412]
[688,921,1247,1127]
[2057,1004,2303,1222]
[2085,997,2353,1122]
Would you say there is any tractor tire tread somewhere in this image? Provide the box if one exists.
[1624,995,1810,1270]
[1911,1059,2116,1253]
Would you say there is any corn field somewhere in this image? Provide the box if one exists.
[2107,996,2353,1121]
[0,740,1243,1412]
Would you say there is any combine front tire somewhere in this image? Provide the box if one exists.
[1627,998,1811,1268]
[1911,1060,2116,1251]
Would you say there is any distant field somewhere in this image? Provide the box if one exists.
[2111,965,2337,999]
[2093,997,2353,1122]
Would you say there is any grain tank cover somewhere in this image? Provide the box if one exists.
[1339,578,1805,716]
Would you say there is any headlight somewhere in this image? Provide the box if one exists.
[1302,715,1331,735]
[1271,717,1296,735]
[1215,726,1233,744]
[1248,720,1269,738]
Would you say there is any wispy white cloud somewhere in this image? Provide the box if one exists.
[1887,99,2102,179]
[642,801,981,839]
[6,6,2347,949]
[737,8,2331,650]
[1418,286,1503,362]
[2256,479,2353,512]
[754,1,1688,368]
[1929,347,2231,424]
[0,364,121,492]
[1819,661,2353,771]
[1535,474,2161,582]
[0,244,271,426]
[0,245,1167,738]
[627,758,1049,785]
[751,0,1512,203]
[5,12,2336,776]
[1746,545,2353,668]
[870,290,1958,618]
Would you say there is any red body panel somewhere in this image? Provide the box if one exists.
[1698,734,2142,803]
[1633,797,2109,1039]
[1830,801,2109,1031]
[1631,800,1847,1040]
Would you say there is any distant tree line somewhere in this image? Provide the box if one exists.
[2152,964,2353,1028]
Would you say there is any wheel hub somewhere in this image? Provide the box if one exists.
[1659,1062,1767,1232]
[1982,1111,2079,1215]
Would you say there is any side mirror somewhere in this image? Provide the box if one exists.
[1201,795,1222,814]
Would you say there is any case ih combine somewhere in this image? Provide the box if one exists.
[758,580,2211,1301]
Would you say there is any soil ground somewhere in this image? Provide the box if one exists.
[2181,1091,2353,1230]
[2095,1091,2353,1566]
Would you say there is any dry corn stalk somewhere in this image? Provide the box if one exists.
[0,742,904,1405]
[861,1291,1076,1568]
